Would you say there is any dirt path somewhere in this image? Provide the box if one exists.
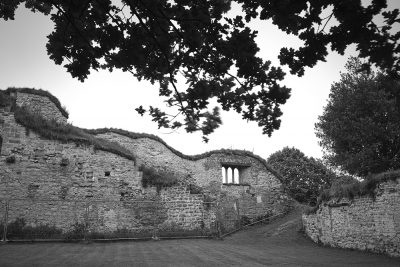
[0,208,399,266]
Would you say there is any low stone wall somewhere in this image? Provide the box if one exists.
[302,178,400,257]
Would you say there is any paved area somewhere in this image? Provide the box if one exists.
[0,208,399,266]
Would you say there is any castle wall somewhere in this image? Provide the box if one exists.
[0,88,292,237]
[302,178,400,257]
[0,109,214,234]
[94,132,293,230]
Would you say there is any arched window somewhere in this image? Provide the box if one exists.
[227,167,233,183]
[221,163,251,185]
[233,168,239,184]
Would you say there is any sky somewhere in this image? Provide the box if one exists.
[0,2,399,161]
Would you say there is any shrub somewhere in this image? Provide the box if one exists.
[140,165,179,193]
[3,218,62,240]
[64,222,86,240]
[0,90,11,108]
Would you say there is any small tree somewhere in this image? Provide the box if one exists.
[267,147,336,205]
[315,57,400,177]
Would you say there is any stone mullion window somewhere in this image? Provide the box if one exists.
[221,163,251,185]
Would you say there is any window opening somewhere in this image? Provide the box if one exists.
[221,163,251,185]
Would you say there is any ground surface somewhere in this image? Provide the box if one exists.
[0,208,399,266]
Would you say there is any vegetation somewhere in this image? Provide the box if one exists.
[0,90,11,108]
[316,57,400,177]
[318,170,400,204]
[267,147,337,205]
[1,218,63,240]
[13,106,136,162]
[2,1,398,141]
[140,165,179,193]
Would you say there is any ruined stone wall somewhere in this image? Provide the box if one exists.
[0,88,292,236]
[15,92,68,124]
[95,132,293,231]
[302,178,400,257]
[0,108,214,234]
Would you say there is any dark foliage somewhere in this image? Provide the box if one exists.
[267,147,337,205]
[0,90,11,108]
[13,106,136,162]
[2,1,397,140]
[64,222,86,240]
[140,165,179,192]
[2,218,63,240]
[316,57,400,177]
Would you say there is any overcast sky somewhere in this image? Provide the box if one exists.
[1,2,399,160]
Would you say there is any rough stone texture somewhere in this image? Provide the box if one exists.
[302,179,400,257]
[95,132,293,231]
[0,89,292,236]
[0,108,214,233]
[15,92,67,124]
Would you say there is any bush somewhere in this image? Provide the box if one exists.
[64,222,86,240]
[140,165,179,193]
[3,218,62,240]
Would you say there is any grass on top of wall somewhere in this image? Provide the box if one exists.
[14,106,136,162]
[5,87,69,118]
[87,128,285,183]
[304,170,400,214]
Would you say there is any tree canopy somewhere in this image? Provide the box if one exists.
[267,147,337,205]
[315,57,400,177]
[1,0,399,141]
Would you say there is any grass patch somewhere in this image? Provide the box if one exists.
[5,87,69,118]
[140,165,179,193]
[14,106,136,162]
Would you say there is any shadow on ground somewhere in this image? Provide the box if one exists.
[0,206,399,267]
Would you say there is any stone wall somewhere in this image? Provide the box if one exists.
[302,178,400,257]
[0,108,214,234]
[0,88,292,237]
[94,132,293,231]
[14,92,68,124]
